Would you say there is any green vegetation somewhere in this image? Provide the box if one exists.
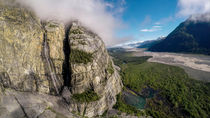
[101,110,108,117]
[108,48,151,66]
[109,49,210,118]
[107,61,114,75]
[109,116,119,118]
[122,61,210,117]
[72,89,100,103]
[70,49,93,64]
[78,40,87,45]
[113,92,145,116]
[48,23,58,28]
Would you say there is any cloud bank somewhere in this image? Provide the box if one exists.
[178,0,210,21]
[16,0,126,46]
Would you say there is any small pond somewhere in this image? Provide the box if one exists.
[123,91,146,109]
[123,88,157,109]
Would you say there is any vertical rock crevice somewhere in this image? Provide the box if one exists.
[14,96,29,118]
[62,24,72,89]
[41,21,73,95]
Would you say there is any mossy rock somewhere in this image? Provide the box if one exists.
[78,40,87,45]
[72,89,100,103]
[48,23,58,28]
[107,61,114,75]
[70,49,93,64]
[70,28,83,35]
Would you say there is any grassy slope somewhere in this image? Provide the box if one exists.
[109,48,210,118]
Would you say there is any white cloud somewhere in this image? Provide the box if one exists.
[154,22,161,25]
[16,0,126,46]
[140,25,162,32]
[105,3,114,9]
[140,29,154,32]
[178,0,210,21]
[153,25,162,28]
[140,29,160,32]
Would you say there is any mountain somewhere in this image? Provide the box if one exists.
[137,37,165,48]
[148,17,210,55]
[114,37,165,49]
[0,1,122,117]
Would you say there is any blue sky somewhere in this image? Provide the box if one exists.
[17,0,210,46]
[106,0,187,43]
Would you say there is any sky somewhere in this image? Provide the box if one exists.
[16,0,210,46]
[106,0,210,45]
[108,0,185,44]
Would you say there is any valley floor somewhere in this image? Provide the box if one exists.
[108,48,210,118]
[130,48,210,82]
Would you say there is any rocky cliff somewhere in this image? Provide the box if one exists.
[0,1,122,117]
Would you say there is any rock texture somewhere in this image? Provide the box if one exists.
[64,22,122,117]
[0,0,122,117]
[0,1,64,94]
[0,89,76,118]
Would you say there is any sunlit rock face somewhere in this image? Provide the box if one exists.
[0,1,65,94]
[65,21,123,117]
[0,0,122,117]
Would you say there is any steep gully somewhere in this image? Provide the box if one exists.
[63,25,72,89]
[41,23,72,95]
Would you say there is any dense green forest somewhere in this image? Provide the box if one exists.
[109,48,210,118]
[149,20,210,55]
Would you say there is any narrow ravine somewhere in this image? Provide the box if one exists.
[62,24,72,89]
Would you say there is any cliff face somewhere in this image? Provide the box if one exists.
[65,22,122,117]
[0,1,65,94]
[0,1,122,117]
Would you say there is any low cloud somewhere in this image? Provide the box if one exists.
[112,35,136,47]
[15,0,126,46]
[178,0,210,21]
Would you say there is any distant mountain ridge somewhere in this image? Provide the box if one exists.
[137,37,165,48]
[149,17,210,55]
[114,37,165,49]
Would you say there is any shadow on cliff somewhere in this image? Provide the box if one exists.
[62,24,72,91]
